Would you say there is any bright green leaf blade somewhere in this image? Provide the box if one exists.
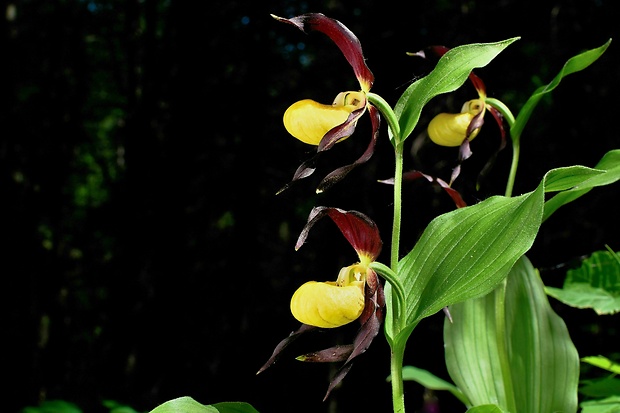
[545,250,620,315]
[397,181,544,332]
[444,256,580,413]
[394,38,519,141]
[396,365,470,406]
[543,150,620,222]
[443,288,508,408]
[504,257,579,413]
[542,165,605,192]
[149,397,259,413]
[511,39,611,141]
[466,405,507,413]
[582,355,620,375]
[580,396,620,413]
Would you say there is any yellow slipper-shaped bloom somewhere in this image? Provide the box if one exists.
[427,99,485,147]
[283,91,366,146]
[290,280,365,328]
[283,99,355,145]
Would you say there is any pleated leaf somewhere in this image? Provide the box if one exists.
[444,256,580,413]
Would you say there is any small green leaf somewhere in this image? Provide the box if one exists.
[545,250,620,315]
[511,39,611,141]
[394,38,519,142]
[582,355,620,375]
[149,397,259,413]
[444,256,579,413]
[394,365,470,406]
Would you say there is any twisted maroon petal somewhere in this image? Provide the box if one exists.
[272,13,374,90]
[295,207,382,260]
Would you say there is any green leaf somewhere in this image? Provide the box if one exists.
[511,39,611,142]
[395,365,470,406]
[543,150,620,222]
[545,250,620,315]
[444,256,580,413]
[466,405,507,413]
[384,150,620,344]
[582,355,620,375]
[580,396,620,413]
[149,397,259,413]
[580,377,620,398]
[394,38,519,142]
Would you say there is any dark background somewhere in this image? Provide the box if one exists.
[2,1,618,412]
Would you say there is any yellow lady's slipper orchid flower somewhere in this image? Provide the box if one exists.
[290,279,365,328]
[272,13,380,193]
[258,207,385,400]
[283,91,366,145]
[428,98,486,147]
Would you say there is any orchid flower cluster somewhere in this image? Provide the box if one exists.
[258,11,506,403]
[252,11,615,413]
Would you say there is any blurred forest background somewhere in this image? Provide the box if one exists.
[2,0,618,412]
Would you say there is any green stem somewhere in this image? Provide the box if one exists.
[391,146,403,272]
[390,344,406,413]
[369,262,406,326]
[505,138,520,198]
[367,92,407,413]
[485,97,519,197]
[368,92,401,146]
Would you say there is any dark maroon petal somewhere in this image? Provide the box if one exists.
[296,344,354,363]
[316,105,379,192]
[256,324,315,375]
[317,105,366,152]
[273,13,374,90]
[323,281,384,400]
[295,207,382,260]
[449,139,473,186]
[275,154,319,195]
[381,171,467,209]
[476,105,508,190]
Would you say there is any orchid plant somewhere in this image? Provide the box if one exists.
[149,12,618,413]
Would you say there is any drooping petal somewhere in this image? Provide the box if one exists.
[295,207,382,261]
[296,344,354,363]
[380,171,467,209]
[323,271,384,400]
[476,105,508,189]
[316,104,380,193]
[283,99,357,146]
[256,323,315,375]
[290,281,365,328]
[272,13,374,91]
